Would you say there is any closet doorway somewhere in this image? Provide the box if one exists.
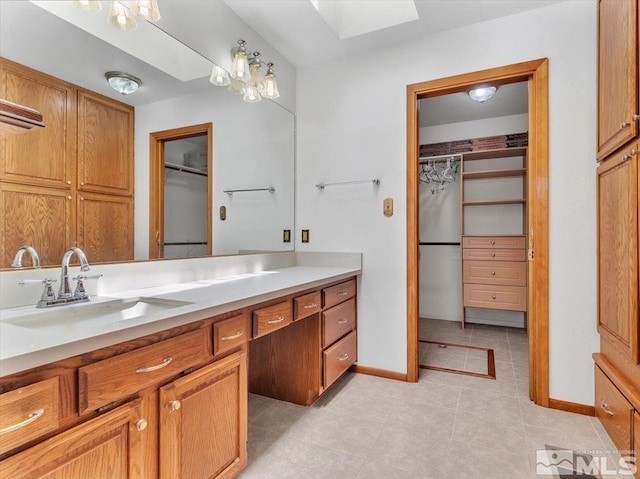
[406,59,549,406]
[149,123,213,259]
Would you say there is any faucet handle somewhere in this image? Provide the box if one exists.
[72,274,103,298]
[19,278,57,302]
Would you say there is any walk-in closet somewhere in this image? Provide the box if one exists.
[417,81,530,385]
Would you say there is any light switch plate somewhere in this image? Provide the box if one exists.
[383,198,393,217]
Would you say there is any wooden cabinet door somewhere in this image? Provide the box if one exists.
[77,191,133,263]
[0,182,73,267]
[0,400,145,479]
[597,147,639,364]
[77,91,134,196]
[159,351,247,479]
[0,59,75,189]
[597,0,639,160]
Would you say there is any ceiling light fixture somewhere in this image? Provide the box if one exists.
[210,39,280,102]
[70,0,103,13]
[468,86,497,103]
[71,1,162,31]
[105,71,142,95]
[107,1,137,31]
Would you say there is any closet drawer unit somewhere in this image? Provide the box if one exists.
[323,330,357,389]
[252,301,292,339]
[294,291,321,321]
[463,260,527,286]
[595,366,633,451]
[463,284,527,311]
[0,377,60,455]
[462,236,526,249]
[323,279,356,309]
[323,298,356,348]
[78,328,210,414]
[213,312,250,355]
[462,248,526,262]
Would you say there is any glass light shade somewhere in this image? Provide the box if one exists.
[231,50,251,83]
[249,62,264,90]
[468,86,497,103]
[105,71,141,95]
[108,1,137,30]
[131,0,161,21]
[70,0,103,12]
[243,85,262,103]
[262,64,280,99]
[210,65,230,87]
[227,78,246,95]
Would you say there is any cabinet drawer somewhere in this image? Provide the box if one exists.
[462,236,526,249]
[323,279,356,309]
[463,260,527,286]
[294,291,321,321]
[213,312,250,355]
[323,298,356,348]
[0,377,60,455]
[462,248,526,262]
[253,301,292,339]
[78,328,210,414]
[463,284,527,311]
[323,330,357,389]
[595,366,633,451]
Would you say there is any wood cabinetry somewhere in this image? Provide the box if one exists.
[0,57,134,267]
[597,0,639,160]
[0,98,45,136]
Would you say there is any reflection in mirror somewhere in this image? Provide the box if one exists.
[0,1,295,269]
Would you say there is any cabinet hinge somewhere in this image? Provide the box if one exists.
[96,402,117,413]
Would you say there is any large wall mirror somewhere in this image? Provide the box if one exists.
[0,1,295,268]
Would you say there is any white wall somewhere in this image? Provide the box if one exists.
[296,1,598,404]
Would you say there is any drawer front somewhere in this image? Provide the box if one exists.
[323,298,356,348]
[323,279,356,309]
[253,301,292,338]
[294,291,321,321]
[462,236,526,249]
[0,377,60,455]
[79,328,210,414]
[634,412,639,473]
[462,248,526,262]
[463,284,527,311]
[213,312,250,355]
[595,366,633,451]
[463,260,527,286]
[323,330,357,389]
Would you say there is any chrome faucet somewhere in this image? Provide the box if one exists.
[11,246,41,268]
[58,247,91,299]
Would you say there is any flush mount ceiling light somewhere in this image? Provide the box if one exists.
[105,71,142,95]
[468,86,497,103]
[210,39,280,103]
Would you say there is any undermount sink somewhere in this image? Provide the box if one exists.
[0,297,193,331]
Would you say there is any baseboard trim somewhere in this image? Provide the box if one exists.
[548,398,595,416]
[349,364,407,382]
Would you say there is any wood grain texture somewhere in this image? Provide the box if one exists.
[322,279,356,309]
[462,235,526,249]
[634,412,639,476]
[462,260,527,286]
[463,284,527,311]
[348,364,407,381]
[293,291,321,321]
[595,365,634,451]
[593,353,640,410]
[252,301,292,338]
[462,248,526,261]
[547,398,596,416]
[213,312,250,356]
[322,297,356,348]
[597,0,638,160]
[323,330,357,389]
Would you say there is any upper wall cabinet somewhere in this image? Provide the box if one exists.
[597,0,639,161]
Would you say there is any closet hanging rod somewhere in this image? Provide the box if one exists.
[223,187,275,195]
[164,241,208,246]
[316,178,380,190]
[418,153,463,163]
[419,242,461,246]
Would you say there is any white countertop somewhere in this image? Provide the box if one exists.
[0,265,360,376]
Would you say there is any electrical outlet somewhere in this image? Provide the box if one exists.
[283,229,291,243]
[383,198,393,216]
[301,229,309,243]
[219,206,226,221]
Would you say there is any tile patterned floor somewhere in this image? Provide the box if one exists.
[238,319,622,479]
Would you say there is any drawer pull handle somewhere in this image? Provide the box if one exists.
[304,302,318,309]
[491,271,496,275]
[136,357,172,374]
[221,331,244,341]
[337,290,349,296]
[0,408,44,434]
[267,316,285,324]
[338,353,349,361]
[491,295,497,300]
[600,403,614,416]
[337,318,348,324]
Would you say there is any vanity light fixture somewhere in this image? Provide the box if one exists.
[72,1,162,31]
[105,71,142,95]
[107,1,137,31]
[131,0,161,22]
[468,86,497,103]
[70,0,103,13]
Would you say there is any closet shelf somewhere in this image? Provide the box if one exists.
[462,168,526,179]
[462,199,527,206]
[462,147,527,161]
[165,162,208,176]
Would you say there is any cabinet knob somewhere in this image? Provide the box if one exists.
[66,195,72,200]
[170,400,181,411]
[491,253,496,257]
[630,148,637,156]
[633,113,639,121]
[80,181,85,186]
[136,419,148,431]
[491,271,496,275]
[490,240,495,245]
[491,295,497,300]
[67,180,71,185]
[621,121,629,129]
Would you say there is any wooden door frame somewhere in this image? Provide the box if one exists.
[406,59,549,406]
[149,123,213,259]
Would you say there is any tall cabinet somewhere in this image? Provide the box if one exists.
[0,57,134,267]
[593,1,640,475]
